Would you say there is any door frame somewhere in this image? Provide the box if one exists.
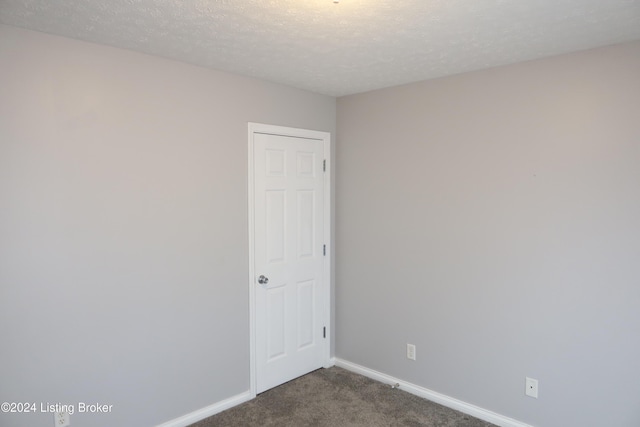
[247,122,331,397]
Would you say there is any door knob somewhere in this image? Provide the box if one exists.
[258,275,269,284]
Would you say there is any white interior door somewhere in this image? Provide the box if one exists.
[249,124,330,394]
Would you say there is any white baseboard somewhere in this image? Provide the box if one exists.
[156,390,254,427]
[334,358,533,427]
[156,360,533,427]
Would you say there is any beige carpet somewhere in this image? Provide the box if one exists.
[190,367,496,427]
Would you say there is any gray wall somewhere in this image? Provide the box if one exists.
[336,41,640,427]
[0,24,335,427]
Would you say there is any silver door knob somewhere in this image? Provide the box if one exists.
[257,275,269,284]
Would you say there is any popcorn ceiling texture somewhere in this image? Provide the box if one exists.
[1,0,640,96]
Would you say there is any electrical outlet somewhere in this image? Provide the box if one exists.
[54,411,70,427]
[525,377,539,398]
[407,343,416,360]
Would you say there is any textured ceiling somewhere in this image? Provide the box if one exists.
[1,0,640,96]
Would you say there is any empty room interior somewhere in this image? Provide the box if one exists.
[1,1,639,427]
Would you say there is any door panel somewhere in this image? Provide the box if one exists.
[297,279,315,349]
[266,284,286,361]
[265,190,286,263]
[297,190,315,258]
[253,131,326,393]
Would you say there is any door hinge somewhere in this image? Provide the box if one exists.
[323,159,326,172]
[323,244,326,256]
[323,326,326,338]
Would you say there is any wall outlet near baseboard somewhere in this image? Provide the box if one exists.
[54,411,70,427]
[407,344,416,360]
[525,377,539,398]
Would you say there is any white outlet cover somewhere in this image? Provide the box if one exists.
[407,344,416,361]
[525,377,539,398]
[54,412,70,427]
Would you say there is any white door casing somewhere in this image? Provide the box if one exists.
[248,123,331,395]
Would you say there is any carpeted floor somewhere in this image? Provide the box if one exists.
[189,367,496,426]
